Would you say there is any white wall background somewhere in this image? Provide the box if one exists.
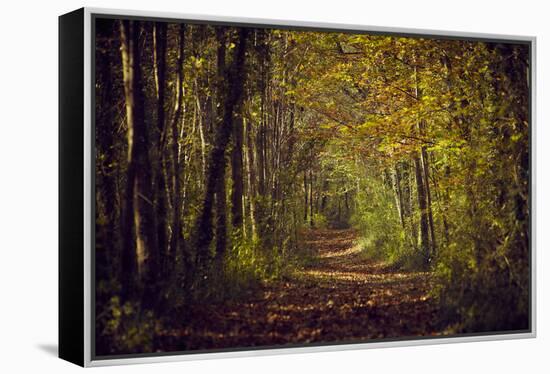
[0,0,547,372]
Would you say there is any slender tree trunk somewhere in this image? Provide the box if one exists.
[153,22,169,273]
[119,20,158,298]
[315,171,322,214]
[407,161,418,248]
[391,164,405,228]
[414,154,430,265]
[245,116,257,239]
[430,159,450,244]
[195,88,207,183]
[119,20,137,298]
[214,28,228,259]
[170,24,186,262]
[309,168,314,227]
[420,142,437,257]
[191,27,209,184]
[303,170,308,222]
[321,178,329,213]
[255,30,269,239]
[231,75,245,232]
[413,61,434,264]
[345,190,349,215]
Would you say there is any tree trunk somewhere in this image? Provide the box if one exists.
[195,28,249,264]
[119,20,158,298]
[391,164,405,228]
[430,158,450,244]
[255,29,269,238]
[214,28,228,259]
[153,22,169,273]
[119,20,137,298]
[309,168,314,227]
[420,142,437,258]
[169,24,186,263]
[231,75,245,233]
[345,190,349,215]
[414,154,430,265]
[407,162,418,248]
[413,61,434,264]
[321,178,329,213]
[245,115,257,239]
[303,170,308,222]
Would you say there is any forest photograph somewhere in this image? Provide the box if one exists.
[94,17,531,356]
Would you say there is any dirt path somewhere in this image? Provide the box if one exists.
[160,228,441,351]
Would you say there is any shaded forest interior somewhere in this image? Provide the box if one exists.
[94,18,530,355]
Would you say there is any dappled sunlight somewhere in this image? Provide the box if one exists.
[155,228,441,350]
[318,243,363,258]
[298,268,424,283]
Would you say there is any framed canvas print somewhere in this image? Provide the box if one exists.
[59,7,536,367]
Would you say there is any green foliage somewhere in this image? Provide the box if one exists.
[96,296,157,355]
[204,229,301,302]
[351,175,421,269]
[312,212,329,228]
[433,196,529,332]
[218,236,270,298]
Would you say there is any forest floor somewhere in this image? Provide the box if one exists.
[158,228,443,351]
